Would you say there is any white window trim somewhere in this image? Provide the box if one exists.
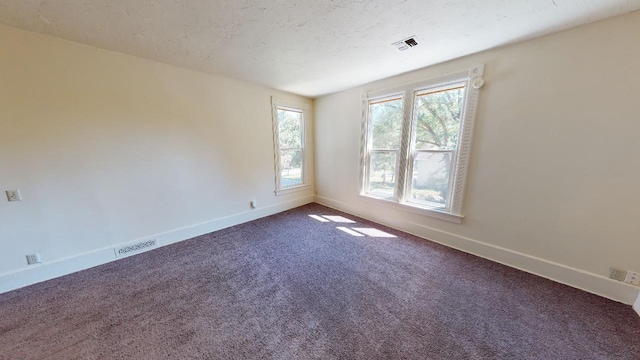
[359,65,484,223]
[271,97,311,196]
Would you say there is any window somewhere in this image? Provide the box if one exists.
[360,65,484,221]
[271,97,310,195]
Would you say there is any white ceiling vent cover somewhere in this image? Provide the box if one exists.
[392,36,420,51]
[114,238,159,258]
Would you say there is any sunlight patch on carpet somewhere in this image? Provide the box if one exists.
[322,215,356,223]
[308,215,331,222]
[352,228,396,238]
[336,227,364,236]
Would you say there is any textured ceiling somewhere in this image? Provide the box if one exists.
[1,0,639,97]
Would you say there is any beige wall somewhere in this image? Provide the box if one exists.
[0,25,313,288]
[2,11,639,304]
[314,11,640,303]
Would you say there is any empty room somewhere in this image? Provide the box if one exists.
[1,1,640,359]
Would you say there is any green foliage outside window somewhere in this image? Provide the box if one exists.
[366,87,464,204]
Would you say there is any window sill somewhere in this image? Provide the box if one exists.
[357,194,464,224]
[275,184,311,196]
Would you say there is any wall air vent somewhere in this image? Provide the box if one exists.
[392,36,419,51]
[114,238,159,258]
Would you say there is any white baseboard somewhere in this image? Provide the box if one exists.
[634,294,640,316]
[315,195,640,305]
[0,195,314,295]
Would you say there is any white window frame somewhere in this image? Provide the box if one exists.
[359,65,484,223]
[271,97,311,196]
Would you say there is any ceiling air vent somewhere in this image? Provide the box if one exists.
[392,36,419,51]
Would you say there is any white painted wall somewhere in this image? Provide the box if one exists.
[314,11,640,304]
[0,25,313,292]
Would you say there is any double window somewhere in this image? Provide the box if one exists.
[360,66,483,221]
[271,97,310,195]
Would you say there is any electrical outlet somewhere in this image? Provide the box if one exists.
[624,271,640,286]
[6,190,22,202]
[26,253,41,265]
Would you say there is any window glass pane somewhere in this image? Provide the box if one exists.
[410,152,452,207]
[414,87,464,151]
[280,149,302,188]
[278,109,302,149]
[370,98,403,150]
[367,150,397,198]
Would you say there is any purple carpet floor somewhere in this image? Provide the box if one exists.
[1,203,639,359]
